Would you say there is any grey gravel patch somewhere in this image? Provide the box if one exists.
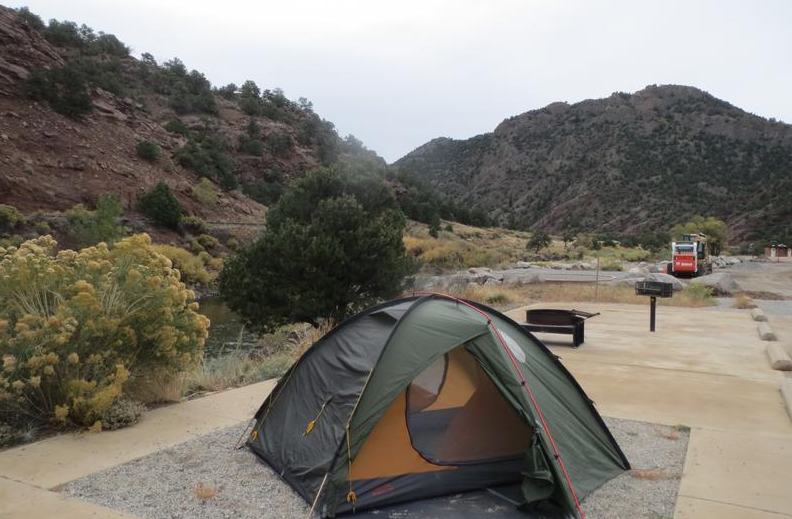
[64,422,308,519]
[64,417,688,519]
[582,418,689,519]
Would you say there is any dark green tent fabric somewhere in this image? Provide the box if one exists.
[248,294,629,518]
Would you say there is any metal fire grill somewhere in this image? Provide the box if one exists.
[635,281,673,298]
[634,280,673,332]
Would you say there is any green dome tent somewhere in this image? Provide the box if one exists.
[247,293,629,517]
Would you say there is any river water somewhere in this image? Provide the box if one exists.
[197,297,261,357]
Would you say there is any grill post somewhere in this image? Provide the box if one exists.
[650,296,657,332]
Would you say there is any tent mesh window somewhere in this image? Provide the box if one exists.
[406,347,533,465]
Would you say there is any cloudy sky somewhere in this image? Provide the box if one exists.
[16,0,792,161]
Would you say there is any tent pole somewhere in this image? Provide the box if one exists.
[306,472,330,519]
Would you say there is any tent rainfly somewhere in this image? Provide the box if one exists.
[247,294,629,518]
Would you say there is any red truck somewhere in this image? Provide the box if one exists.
[666,233,712,277]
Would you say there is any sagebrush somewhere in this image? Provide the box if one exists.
[0,235,209,430]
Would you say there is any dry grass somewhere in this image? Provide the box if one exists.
[629,469,681,481]
[181,321,334,398]
[732,293,757,309]
[194,483,217,499]
[404,221,531,271]
[125,370,186,405]
[440,283,715,310]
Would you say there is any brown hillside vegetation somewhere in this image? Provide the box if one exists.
[0,5,378,236]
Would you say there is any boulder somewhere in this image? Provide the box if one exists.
[606,277,644,287]
[503,271,542,285]
[758,322,777,341]
[467,267,492,275]
[766,343,792,371]
[483,277,503,286]
[515,261,532,269]
[646,272,685,291]
[628,266,651,276]
[689,272,740,295]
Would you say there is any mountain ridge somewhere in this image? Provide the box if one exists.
[395,84,792,243]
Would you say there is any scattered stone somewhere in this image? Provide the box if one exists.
[758,322,777,341]
[766,343,792,371]
[690,273,740,295]
[751,308,768,322]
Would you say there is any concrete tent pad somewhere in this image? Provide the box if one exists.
[505,303,781,382]
[0,476,139,519]
[561,359,792,434]
[0,380,275,489]
[674,496,789,519]
[677,428,792,516]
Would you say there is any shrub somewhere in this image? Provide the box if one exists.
[196,234,219,250]
[138,182,182,229]
[267,133,294,155]
[136,140,160,162]
[100,398,145,430]
[65,193,124,247]
[191,178,218,206]
[175,137,237,191]
[0,235,208,430]
[24,66,93,119]
[684,284,713,302]
[150,244,213,285]
[182,215,209,235]
[242,180,284,206]
[35,221,51,235]
[0,204,25,233]
[220,168,412,331]
[164,119,190,136]
[597,258,623,271]
[14,7,45,31]
[527,230,551,253]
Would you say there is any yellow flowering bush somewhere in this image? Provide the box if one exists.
[0,234,209,429]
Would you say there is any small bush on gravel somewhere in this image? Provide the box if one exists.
[136,140,161,162]
[0,235,208,431]
[100,398,146,430]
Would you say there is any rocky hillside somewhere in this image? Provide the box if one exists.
[395,85,792,243]
[0,5,379,237]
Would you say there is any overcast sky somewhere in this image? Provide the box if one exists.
[16,0,792,162]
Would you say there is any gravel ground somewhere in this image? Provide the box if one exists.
[64,417,688,519]
[582,418,689,519]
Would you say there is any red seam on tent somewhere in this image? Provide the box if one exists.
[414,291,585,518]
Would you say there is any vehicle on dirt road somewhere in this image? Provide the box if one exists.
[666,233,713,277]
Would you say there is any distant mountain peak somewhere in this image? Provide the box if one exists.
[395,86,792,242]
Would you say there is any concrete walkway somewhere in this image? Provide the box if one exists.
[506,303,792,518]
[2,303,791,518]
[0,379,275,519]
